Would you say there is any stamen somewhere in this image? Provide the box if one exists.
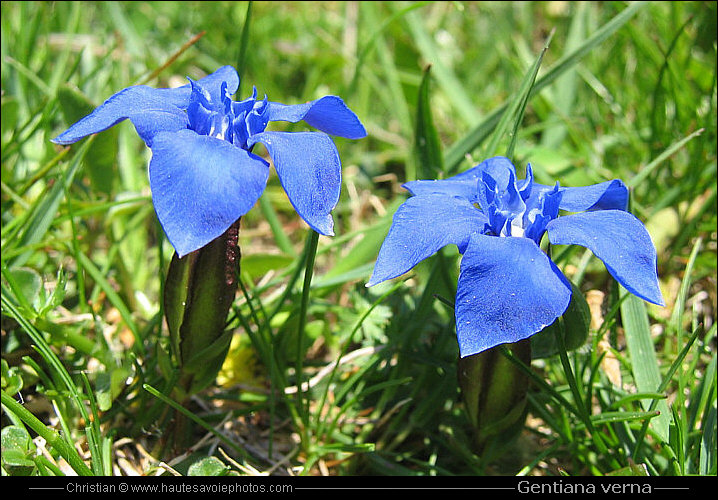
[510,217,525,238]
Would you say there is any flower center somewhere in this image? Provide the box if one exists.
[478,164,561,244]
[186,79,269,150]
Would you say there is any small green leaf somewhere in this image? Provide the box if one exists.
[1,426,33,453]
[1,95,19,139]
[1,425,36,474]
[95,365,132,412]
[5,267,42,312]
[1,449,35,468]
[1,359,24,395]
[187,456,229,476]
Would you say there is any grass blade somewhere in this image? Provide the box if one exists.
[1,391,92,476]
[484,29,553,160]
[619,289,671,442]
[540,2,586,149]
[9,139,90,268]
[142,383,252,463]
[632,327,701,462]
[626,128,704,189]
[235,1,252,96]
[700,399,717,475]
[347,1,431,96]
[402,6,478,126]
[414,65,443,180]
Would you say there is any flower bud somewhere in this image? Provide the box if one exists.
[457,338,530,456]
[164,219,241,398]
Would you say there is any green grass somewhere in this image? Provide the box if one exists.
[1,1,716,478]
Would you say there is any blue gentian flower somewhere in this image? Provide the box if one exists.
[52,66,367,257]
[367,156,664,357]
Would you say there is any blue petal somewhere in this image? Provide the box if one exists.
[232,86,258,116]
[245,95,270,137]
[475,156,517,189]
[196,65,240,100]
[51,66,241,147]
[402,177,480,203]
[532,179,628,212]
[546,210,664,306]
[267,96,367,139]
[161,65,240,104]
[404,156,519,205]
[455,233,572,357]
[51,86,189,146]
[403,164,486,202]
[186,80,214,135]
[518,163,534,200]
[523,182,562,243]
[149,129,269,257]
[367,194,488,287]
[500,169,525,216]
[247,131,341,236]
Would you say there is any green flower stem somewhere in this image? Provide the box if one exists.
[554,317,620,469]
[1,391,93,476]
[501,347,581,418]
[295,229,320,441]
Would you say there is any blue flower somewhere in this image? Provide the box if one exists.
[52,66,367,257]
[367,156,664,357]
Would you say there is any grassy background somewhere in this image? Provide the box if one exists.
[1,1,716,477]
